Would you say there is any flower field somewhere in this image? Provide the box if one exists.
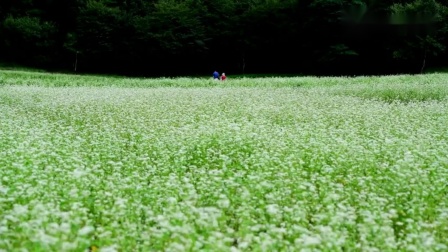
[1,70,448,251]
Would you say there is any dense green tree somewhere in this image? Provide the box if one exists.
[2,0,448,75]
[74,1,132,72]
[1,15,58,66]
[390,0,448,72]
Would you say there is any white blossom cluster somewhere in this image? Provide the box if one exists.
[0,73,447,251]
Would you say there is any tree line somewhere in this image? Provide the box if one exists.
[1,0,448,76]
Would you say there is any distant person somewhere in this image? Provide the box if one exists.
[221,73,227,81]
[213,70,219,80]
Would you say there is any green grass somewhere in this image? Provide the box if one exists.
[0,63,48,73]
[1,70,448,251]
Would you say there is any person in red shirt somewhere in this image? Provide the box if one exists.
[221,73,227,81]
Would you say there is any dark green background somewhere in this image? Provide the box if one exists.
[1,0,447,76]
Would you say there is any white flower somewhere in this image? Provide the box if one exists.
[100,245,119,252]
[217,195,230,208]
[266,204,279,215]
[78,226,95,236]
[297,234,322,246]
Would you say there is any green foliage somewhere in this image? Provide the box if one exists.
[318,43,359,63]
[151,0,205,54]
[390,0,448,63]
[2,0,448,75]
[76,1,124,55]
[2,15,57,65]
[390,0,440,25]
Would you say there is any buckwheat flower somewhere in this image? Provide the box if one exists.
[0,185,8,194]
[61,242,77,251]
[0,226,8,234]
[13,204,28,215]
[100,245,118,252]
[72,168,87,178]
[78,226,95,236]
[36,230,58,245]
[266,204,279,215]
[217,195,230,209]
[230,246,241,252]
[296,234,322,247]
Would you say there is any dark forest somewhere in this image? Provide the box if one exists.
[1,0,447,76]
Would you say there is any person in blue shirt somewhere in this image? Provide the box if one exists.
[213,70,219,80]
